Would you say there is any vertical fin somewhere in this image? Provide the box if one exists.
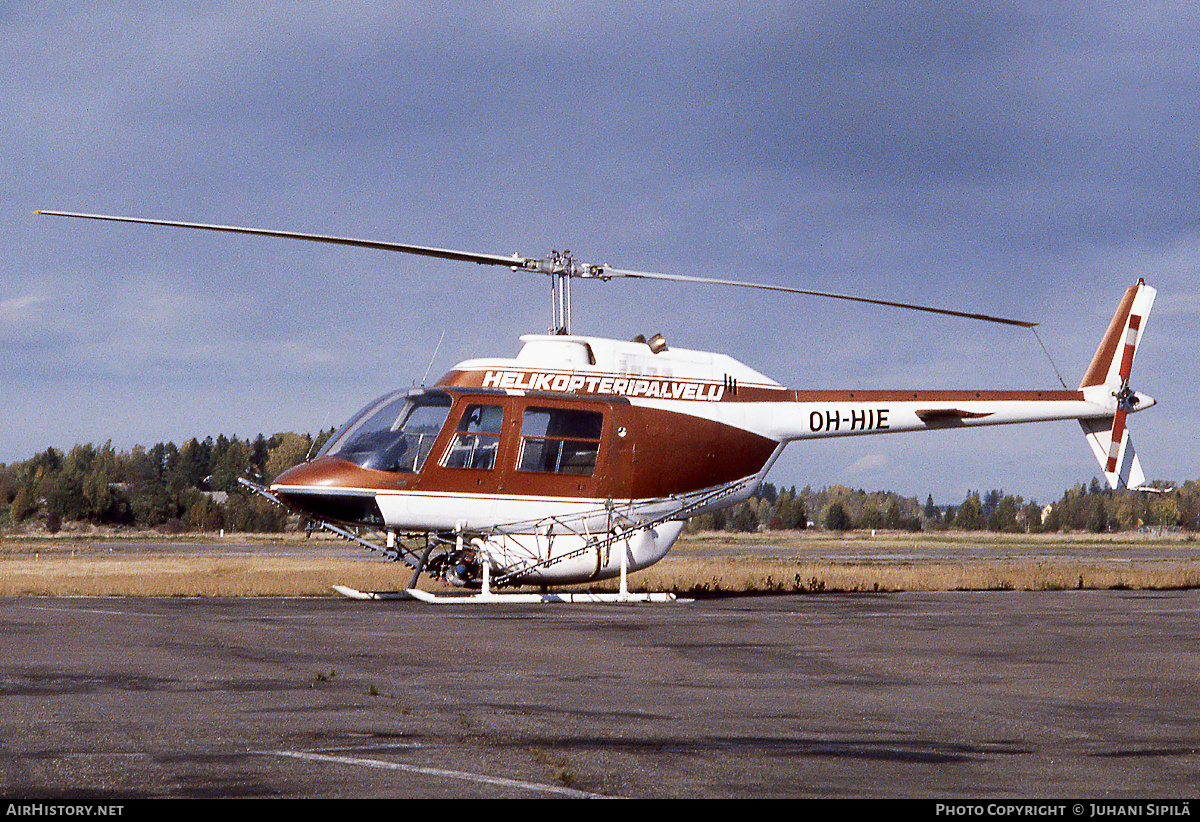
[1078,280,1156,390]
[1080,418,1145,490]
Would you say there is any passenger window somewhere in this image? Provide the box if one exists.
[518,407,603,476]
[443,404,503,470]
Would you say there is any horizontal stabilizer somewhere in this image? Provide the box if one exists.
[1080,417,1145,490]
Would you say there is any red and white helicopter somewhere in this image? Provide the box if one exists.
[37,210,1157,602]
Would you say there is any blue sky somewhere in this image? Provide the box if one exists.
[4,1,1198,505]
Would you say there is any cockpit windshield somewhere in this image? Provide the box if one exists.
[318,389,452,473]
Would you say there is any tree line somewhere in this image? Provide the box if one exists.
[1,435,1194,535]
[687,478,1194,534]
[0,431,333,534]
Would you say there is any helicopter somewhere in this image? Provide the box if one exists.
[36,210,1157,602]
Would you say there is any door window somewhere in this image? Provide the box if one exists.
[443,404,503,470]
[518,407,603,475]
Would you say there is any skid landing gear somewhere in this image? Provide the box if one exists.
[330,585,413,601]
[331,585,686,603]
[402,588,686,604]
[332,541,690,604]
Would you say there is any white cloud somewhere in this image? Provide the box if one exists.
[0,293,48,316]
[843,453,890,478]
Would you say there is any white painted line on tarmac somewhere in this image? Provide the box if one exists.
[263,749,616,798]
[16,603,150,616]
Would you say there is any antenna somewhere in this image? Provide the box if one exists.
[422,329,446,386]
[304,412,331,462]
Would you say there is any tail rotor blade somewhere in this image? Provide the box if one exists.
[1107,301,1146,474]
[1105,407,1128,474]
[1117,313,1141,386]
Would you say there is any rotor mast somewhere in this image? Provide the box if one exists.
[551,268,571,335]
[539,250,597,335]
[524,249,609,335]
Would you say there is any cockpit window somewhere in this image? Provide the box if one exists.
[321,390,452,473]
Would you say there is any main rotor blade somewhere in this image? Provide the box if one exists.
[35,210,528,269]
[37,209,1037,327]
[601,266,1038,328]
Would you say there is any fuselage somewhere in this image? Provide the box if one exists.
[270,333,1146,537]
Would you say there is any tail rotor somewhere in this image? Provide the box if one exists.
[1079,279,1156,490]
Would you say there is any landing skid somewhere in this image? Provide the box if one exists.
[405,588,688,604]
[330,585,413,601]
[332,521,693,603]
[330,585,689,604]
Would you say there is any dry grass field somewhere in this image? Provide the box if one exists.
[2,528,1197,597]
[646,530,1200,592]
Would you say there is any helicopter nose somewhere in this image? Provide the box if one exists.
[272,456,360,488]
[269,456,384,526]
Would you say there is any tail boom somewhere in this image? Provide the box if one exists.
[664,281,1158,490]
[748,390,1122,442]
